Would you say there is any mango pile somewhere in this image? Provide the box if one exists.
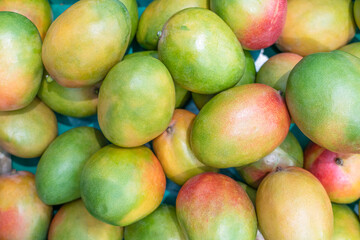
[1,0,360,239]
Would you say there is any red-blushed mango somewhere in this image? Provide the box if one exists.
[355,0,360,29]
[0,98,58,158]
[98,56,175,147]
[238,132,303,188]
[191,84,290,168]
[256,167,333,240]
[339,42,360,58]
[36,127,108,205]
[0,12,42,111]
[0,0,52,40]
[42,0,131,88]
[38,71,100,118]
[124,204,186,240]
[286,51,360,154]
[256,53,302,93]
[158,8,245,94]
[48,199,123,240]
[210,0,287,50]
[80,145,166,226]
[304,142,360,204]
[332,204,360,240]
[119,0,138,43]
[153,109,217,185]
[277,0,355,56]
[137,0,208,50]
[176,173,257,240]
[0,171,52,240]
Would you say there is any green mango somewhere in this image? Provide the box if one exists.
[332,204,360,240]
[119,0,138,43]
[339,42,360,58]
[354,0,360,29]
[237,182,257,206]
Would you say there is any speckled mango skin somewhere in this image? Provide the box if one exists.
[48,199,123,240]
[153,109,217,185]
[36,127,108,205]
[210,0,287,50]
[120,0,138,43]
[98,56,175,147]
[304,142,360,204]
[38,71,100,118]
[0,12,42,111]
[124,204,186,240]
[238,132,303,188]
[176,173,257,240]
[0,171,52,240]
[158,8,245,94]
[339,42,360,58]
[277,0,355,56]
[286,51,360,154]
[0,98,58,158]
[332,203,360,240]
[0,0,52,40]
[191,84,290,168]
[137,0,208,50]
[256,167,333,240]
[355,0,360,29]
[42,0,131,88]
[80,145,166,226]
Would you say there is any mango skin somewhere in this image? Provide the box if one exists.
[176,173,257,240]
[48,199,123,240]
[80,145,166,226]
[158,8,245,94]
[277,0,355,56]
[238,182,257,206]
[36,127,108,205]
[339,42,360,58]
[0,171,52,240]
[210,0,287,50]
[191,84,290,168]
[0,98,58,158]
[0,0,52,40]
[42,0,131,88]
[98,56,175,147]
[137,0,208,50]
[256,167,333,240]
[38,71,100,118]
[286,51,360,154]
[124,204,186,240]
[332,203,360,240]
[355,0,360,29]
[120,0,138,43]
[153,109,217,185]
[0,12,43,111]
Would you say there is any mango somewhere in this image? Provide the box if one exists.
[339,42,360,58]
[238,182,257,206]
[158,8,245,94]
[80,145,166,226]
[120,0,138,43]
[0,98,57,158]
[355,0,360,29]
[48,199,123,240]
[256,167,333,240]
[286,51,360,153]
[42,0,131,88]
[332,204,360,240]
[0,12,42,111]
[98,56,175,147]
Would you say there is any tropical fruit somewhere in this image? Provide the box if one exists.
[0,171,52,240]
[286,51,360,153]
[124,204,186,240]
[48,200,123,240]
[304,142,360,204]
[339,42,360,58]
[176,173,257,240]
[137,0,208,50]
[38,71,100,118]
[355,0,360,29]
[0,98,57,158]
[36,127,108,205]
[277,0,355,56]
[191,84,290,168]
[256,167,333,240]
[0,0,52,40]
[0,12,42,111]
[332,203,360,240]
[80,145,166,226]
[42,0,131,88]
[153,109,217,185]
[120,0,138,43]
[98,56,175,147]
[210,0,287,50]
[238,182,257,206]
[238,132,303,188]
[158,8,245,94]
